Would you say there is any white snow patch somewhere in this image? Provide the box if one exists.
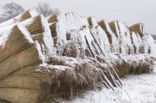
[0,25,15,46]
[17,24,34,43]
[29,8,39,18]
[0,14,22,28]
[40,15,55,56]
[35,41,47,64]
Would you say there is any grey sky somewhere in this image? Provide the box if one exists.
[1,0,156,34]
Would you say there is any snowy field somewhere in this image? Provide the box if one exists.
[66,44,156,103]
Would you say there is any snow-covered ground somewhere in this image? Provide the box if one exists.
[69,70,156,103]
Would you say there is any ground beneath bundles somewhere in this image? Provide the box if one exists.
[64,68,156,103]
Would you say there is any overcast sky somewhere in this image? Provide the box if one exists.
[1,0,156,34]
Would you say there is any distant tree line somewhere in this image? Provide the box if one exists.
[152,35,156,40]
[0,2,24,23]
[0,2,58,23]
[36,3,58,17]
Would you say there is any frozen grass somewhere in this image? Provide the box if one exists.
[66,65,156,103]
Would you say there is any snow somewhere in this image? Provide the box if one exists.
[104,20,119,53]
[39,64,72,71]
[34,15,56,65]
[0,14,21,28]
[117,22,133,54]
[151,42,156,55]
[29,8,39,18]
[55,11,89,44]
[114,21,120,35]
[40,15,55,56]
[131,32,142,53]
[17,24,34,43]
[0,9,39,46]
[20,17,34,27]
[88,17,98,26]
[96,26,111,53]
[0,23,34,46]
[68,66,156,103]
[35,41,47,64]
[142,34,155,54]
[0,25,14,46]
